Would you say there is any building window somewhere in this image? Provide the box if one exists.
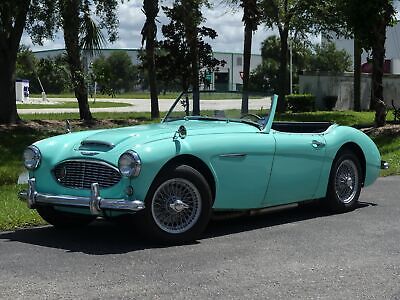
[236,57,242,66]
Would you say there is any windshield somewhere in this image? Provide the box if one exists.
[162,91,273,130]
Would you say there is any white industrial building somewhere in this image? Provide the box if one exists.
[323,22,400,74]
[33,48,262,92]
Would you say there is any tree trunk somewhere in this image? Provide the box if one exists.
[0,53,20,123]
[0,0,30,124]
[241,21,252,115]
[277,28,289,113]
[353,37,362,111]
[142,0,159,119]
[371,18,387,127]
[146,23,160,119]
[191,34,200,116]
[60,0,92,121]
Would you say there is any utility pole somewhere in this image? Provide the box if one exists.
[289,38,293,95]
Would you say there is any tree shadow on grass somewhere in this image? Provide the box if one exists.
[0,201,376,256]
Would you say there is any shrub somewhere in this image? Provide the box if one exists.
[323,95,338,111]
[286,94,315,112]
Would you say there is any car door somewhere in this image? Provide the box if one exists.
[263,132,326,206]
[210,132,276,210]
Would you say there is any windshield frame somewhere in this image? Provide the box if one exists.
[161,90,272,130]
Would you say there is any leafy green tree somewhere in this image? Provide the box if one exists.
[16,46,37,86]
[251,36,350,93]
[36,55,71,94]
[157,3,223,92]
[317,0,397,125]
[141,0,160,119]
[249,59,279,93]
[0,0,56,123]
[92,51,140,96]
[310,42,351,73]
[261,0,318,112]
[16,49,71,94]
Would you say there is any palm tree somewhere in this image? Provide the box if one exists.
[240,0,260,114]
[60,0,93,121]
[59,0,117,121]
[141,0,160,119]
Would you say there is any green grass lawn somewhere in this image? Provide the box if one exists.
[372,135,400,177]
[0,184,46,231]
[17,101,131,109]
[0,110,399,231]
[276,110,396,126]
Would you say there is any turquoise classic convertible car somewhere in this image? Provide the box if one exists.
[19,92,388,243]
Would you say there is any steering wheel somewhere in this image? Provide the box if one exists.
[240,113,262,122]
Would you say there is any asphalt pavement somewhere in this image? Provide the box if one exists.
[0,176,399,299]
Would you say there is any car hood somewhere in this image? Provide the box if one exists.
[81,120,259,147]
[34,120,259,164]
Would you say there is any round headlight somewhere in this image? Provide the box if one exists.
[118,150,141,177]
[23,145,41,170]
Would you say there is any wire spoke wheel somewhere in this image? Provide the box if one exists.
[151,178,202,234]
[334,159,359,204]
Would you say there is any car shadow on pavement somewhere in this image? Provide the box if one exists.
[204,201,374,239]
[0,202,375,255]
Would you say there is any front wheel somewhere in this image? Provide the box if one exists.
[326,150,362,212]
[142,165,212,243]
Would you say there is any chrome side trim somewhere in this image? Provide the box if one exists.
[219,153,247,158]
[19,178,145,214]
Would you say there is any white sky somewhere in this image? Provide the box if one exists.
[22,1,276,54]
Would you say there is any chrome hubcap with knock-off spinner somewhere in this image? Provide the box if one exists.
[335,159,359,204]
[151,178,201,234]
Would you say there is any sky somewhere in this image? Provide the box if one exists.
[22,1,276,55]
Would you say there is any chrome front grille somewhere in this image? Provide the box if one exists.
[53,160,121,189]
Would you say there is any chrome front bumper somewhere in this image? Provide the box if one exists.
[18,178,145,215]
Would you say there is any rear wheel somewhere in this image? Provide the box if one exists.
[37,206,96,228]
[326,150,362,212]
[141,165,212,243]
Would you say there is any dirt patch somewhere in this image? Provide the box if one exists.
[0,119,144,134]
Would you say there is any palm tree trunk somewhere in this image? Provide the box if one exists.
[142,0,160,119]
[145,24,160,119]
[241,21,252,115]
[60,0,92,121]
[191,34,200,116]
[277,28,289,113]
[371,18,387,127]
[353,37,362,111]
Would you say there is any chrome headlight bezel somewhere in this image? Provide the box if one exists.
[23,145,41,170]
[118,150,141,177]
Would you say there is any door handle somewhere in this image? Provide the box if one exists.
[311,140,325,149]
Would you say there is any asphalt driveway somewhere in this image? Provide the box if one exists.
[0,176,399,299]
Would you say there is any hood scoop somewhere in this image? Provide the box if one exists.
[79,130,139,152]
[79,140,115,151]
